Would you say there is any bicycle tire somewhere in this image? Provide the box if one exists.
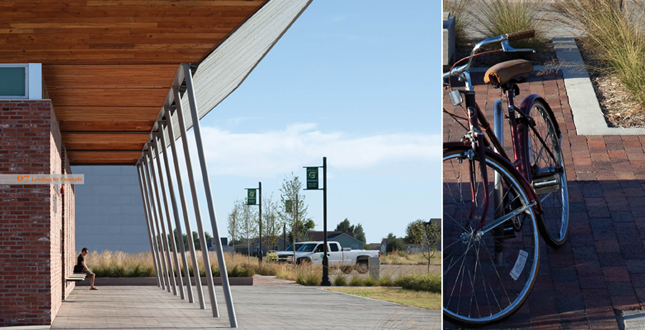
[525,99,569,248]
[443,145,539,325]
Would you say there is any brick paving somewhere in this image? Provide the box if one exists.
[443,69,645,329]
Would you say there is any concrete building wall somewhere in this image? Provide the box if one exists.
[0,100,75,326]
[72,165,150,253]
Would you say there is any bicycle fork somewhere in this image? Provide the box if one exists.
[463,92,490,232]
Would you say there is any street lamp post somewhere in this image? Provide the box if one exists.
[246,182,262,262]
[304,156,331,286]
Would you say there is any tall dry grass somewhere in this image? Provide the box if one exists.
[473,0,545,48]
[444,0,470,44]
[85,250,259,278]
[551,0,645,106]
[84,250,322,280]
[83,250,437,291]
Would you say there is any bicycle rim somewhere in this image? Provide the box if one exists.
[527,100,569,247]
[443,146,539,325]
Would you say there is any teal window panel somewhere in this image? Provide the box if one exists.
[0,67,26,96]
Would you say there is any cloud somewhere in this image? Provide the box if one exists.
[225,116,261,126]
[184,123,439,178]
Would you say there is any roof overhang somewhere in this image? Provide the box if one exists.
[0,0,312,165]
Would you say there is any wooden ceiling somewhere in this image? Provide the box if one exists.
[0,0,267,165]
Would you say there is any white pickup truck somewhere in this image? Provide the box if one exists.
[285,241,380,274]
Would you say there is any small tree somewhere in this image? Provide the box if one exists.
[406,219,441,273]
[227,201,242,261]
[385,233,407,253]
[334,218,366,243]
[192,231,201,251]
[261,194,282,254]
[239,201,258,263]
[277,173,310,265]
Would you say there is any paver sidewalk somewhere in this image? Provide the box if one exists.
[52,277,440,330]
[444,69,645,329]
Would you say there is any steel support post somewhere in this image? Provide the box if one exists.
[147,150,177,294]
[258,182,262,263]
[153,135,185,298]
[183,63,237,327]
[143,154,171,290]
[136,163,163,288]
[173,84,219,318]
[165,102,205,309]
[157,125,194,303]
[321,157,331,286]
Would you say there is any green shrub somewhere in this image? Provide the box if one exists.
[228,265,255,278]
[378,275,394,287]
[349,275,364,287]
[395,274,441,293]
[112,265,126,277]
[363,277,377,287]
[296,273,320,286]
[386,239,406,253]
[334,276,347,286]
[210,265,255,278]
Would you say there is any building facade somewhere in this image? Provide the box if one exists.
[73,165,149,253]
[0,99,76,326]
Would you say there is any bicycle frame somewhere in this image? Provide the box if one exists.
[447,87,542,232]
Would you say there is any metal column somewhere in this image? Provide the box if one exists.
[183,63,237,327]
[174,83,220,318]
[148,148,178,295]
[255,182,258,262]
[153,134,185,299]
[136,163,162,288]
[165,102,206,309]
[157,125,194,303]
[143,154,171,290]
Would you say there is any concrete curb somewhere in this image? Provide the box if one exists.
[75,277,253,286]
[553,37,645,135]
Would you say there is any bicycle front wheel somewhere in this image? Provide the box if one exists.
[443,145,539,325]
[526,99,569,247]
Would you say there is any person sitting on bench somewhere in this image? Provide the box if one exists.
[74,248,97,290]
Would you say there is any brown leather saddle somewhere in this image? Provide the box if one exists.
[483,59,533,88]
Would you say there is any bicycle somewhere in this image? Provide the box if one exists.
[442,30,569,325]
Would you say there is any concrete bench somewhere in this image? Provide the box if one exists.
[66,274,87,282]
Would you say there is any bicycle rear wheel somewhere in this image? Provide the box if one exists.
[443,145,539,325]
[526,99,569,247]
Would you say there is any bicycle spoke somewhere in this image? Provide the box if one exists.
[443,147,539,324]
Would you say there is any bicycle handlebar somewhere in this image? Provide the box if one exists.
[506,30,535,42]
[442,30,536,86]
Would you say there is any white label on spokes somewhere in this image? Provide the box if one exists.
[510,250,529,281]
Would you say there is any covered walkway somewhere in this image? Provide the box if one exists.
[51,278,440,330]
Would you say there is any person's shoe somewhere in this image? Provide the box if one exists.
[90,287,98,290]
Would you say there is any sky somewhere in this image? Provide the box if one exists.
[163,0,440,245]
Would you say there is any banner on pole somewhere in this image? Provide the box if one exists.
[247,189,257,205]
[306,167,318,189]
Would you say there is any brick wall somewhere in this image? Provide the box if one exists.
[63,150,75,300]
[0,100,74,326]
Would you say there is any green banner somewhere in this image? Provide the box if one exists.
[307,167,319,189]
[247,189,257,205]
